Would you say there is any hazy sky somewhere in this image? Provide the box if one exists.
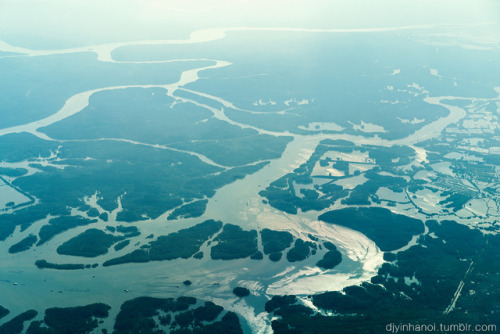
[0,0,499,48]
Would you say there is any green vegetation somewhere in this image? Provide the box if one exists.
[27,303,110,334]
[260,141,420,213]
[102,250,149,267]
[114,240,130,251]
[319,207,424,251]
[0,167,28,177]
[0,310,37,334]
[259,184,298,214]
[8,137,267,229]
[265,295,297,313]
[383,252,396,261]
[0,133,58,163]
[86,207,100,218]
[286,239,315,262]
[116,225,140,236]
[366,145,415,168]
[316,242,342,269]
[35,260,88,270]
[3,28,499,334]
[266,219,500,333]
[168,199,208,220]
[193,302,223,322]
[269,252,283,262]
[103,220,222,266]
[114,296,195,333]
[159,314,171,326]
[210,224,258,260]
[332,160,349,173]
[261,229,294,255]
[1,51,208,128]
[259,142,354,214]
[99,212,108,222]
[438,191,472,212]
[171,132,292,167]
[8,234,37,254]
[341,171,407,205]
[38,215,98,246]
[233,287,250,297]
[250,251,263,260]
[175,310,194,327]
[0,202,51,241]
[57,229,123,257]
[184,31,450,140]
[116,209,148,223]
[149,220,222,261]
[113,296,242,333]
[40,87,291,167]
[192,312,243,334]
[0,306,9,320]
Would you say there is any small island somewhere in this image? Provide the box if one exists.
[233,287,250,297]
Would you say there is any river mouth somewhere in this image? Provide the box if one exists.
[1,20,498,333]
[0,90,464,331]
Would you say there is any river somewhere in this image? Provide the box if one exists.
[0,27,490,333]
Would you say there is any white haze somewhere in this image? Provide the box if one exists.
[0,0,498,48]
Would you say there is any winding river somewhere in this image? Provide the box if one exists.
[1,25,495,333]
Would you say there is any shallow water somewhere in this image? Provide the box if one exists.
[0,27,491,332]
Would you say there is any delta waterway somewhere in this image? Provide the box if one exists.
[0,26,493,333]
